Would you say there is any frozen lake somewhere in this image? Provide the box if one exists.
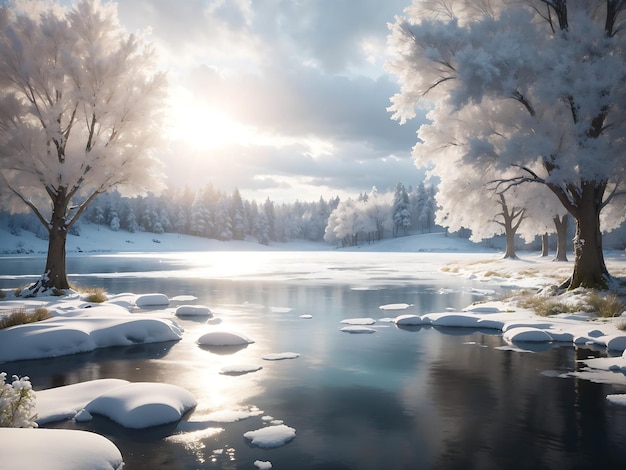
[2,251,626,469]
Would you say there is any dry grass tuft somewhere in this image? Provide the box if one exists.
[585,291,624,318]
[0,307,52,330]
[81,287,108,303]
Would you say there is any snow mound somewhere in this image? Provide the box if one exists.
[503,327,554,343]
[262,352,300,361]
[175,305,212,317]
[219,364,263,375]
[394,314,425,326]
[0,428,123,470]
[243,424,296,448]
[86,382,197,429]
[340,325,376,334]
[0,317,182,363]
[135,293,169,307]
[197,331,254,346]
[379,303,413,311]
[255,460,273,469]
[340,317,376,325]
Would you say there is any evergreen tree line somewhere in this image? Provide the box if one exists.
[3,182,438,246]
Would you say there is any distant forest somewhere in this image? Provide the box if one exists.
[2,182,439,247]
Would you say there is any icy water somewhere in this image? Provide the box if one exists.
[2,251,626,469]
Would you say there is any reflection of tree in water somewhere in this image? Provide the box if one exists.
[428,333,626,468]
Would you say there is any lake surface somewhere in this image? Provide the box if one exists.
[2,251,626,469]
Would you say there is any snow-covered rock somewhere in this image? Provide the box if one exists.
[175,305,212,317]
[394,314,425,326]
[503,327,554,343]
[135,293,169,307]
[197,331,254,346]
[85,382,197,429]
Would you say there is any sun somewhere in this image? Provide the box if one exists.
[166,86,252,151]
[168,104,251,150]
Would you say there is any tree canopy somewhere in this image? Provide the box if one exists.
[0,0,167,291]
[387,0,626,288]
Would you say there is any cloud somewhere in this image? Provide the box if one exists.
[118,0,425,202]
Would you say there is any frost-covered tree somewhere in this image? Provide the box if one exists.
[392,182,411,237]
[388,0,626,288]
[0,0,166,291]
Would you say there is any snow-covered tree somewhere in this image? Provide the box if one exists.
[230,189,246,240]
[0,0,166,291]
[388,0,626,288]
[392,182,411,237]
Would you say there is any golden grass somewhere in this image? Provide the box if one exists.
[80,287,108,303]
[0,307,52,329]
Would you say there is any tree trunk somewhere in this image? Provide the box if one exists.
[29,195,71,292]
[569,191,608,289]
[553,215,568,262]
[44,222,70,290]
[541,233,549,257]
[504,228,517,259]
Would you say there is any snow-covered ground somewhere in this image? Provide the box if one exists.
[2,224,626,469]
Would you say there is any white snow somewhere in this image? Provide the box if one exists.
[196,330,254,346]
[0,299,182,363]
[35,379,197,429]
[254,460,273,469]
[394,314,426,326]
[262,352,300,360]
[0,428,124,470]
[243,424,296,448]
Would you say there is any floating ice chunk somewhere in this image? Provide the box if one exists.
[171,295,198,301]
[135,293,169,307]
[254,460,273,469]
[197,331,254,346]
[86,382,197,429]
[270,307,293,313]
[244,424,296,448]
[340,317,376,325]
[340,326,376,334]
[299,314,313,319]
[503,327,553,343]
[262,352,300,360]
[262,415,274,422]
[379,303,413,311]
[607,394,626,406]
[394,314,425,326]
[219,364,262,375]
[203,407,263,423]
[175,305,212,317]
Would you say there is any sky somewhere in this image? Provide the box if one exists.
[112,0,426,203]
